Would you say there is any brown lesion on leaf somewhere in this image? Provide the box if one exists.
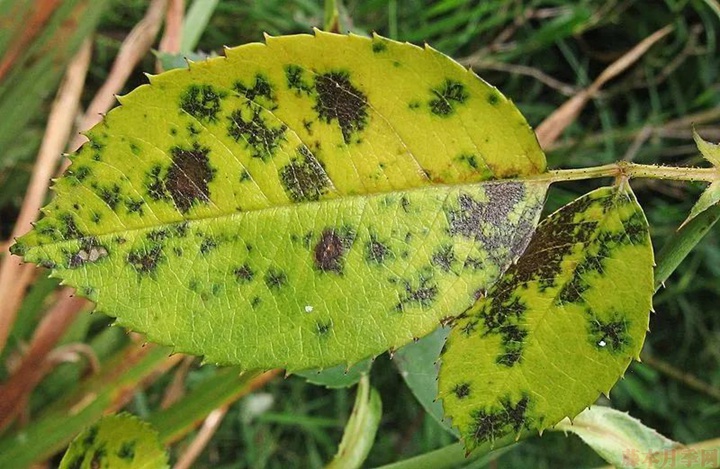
[313,227,355,274]
[165,143,215,213]
[428,79,469,117]
[364,235,394,265]
[467,394,532,444]
[279,145,331,202]
[68,238,109,269]
[431,244,457,273]
[446,183,538,272]
[395,275,439,312]
[313,70,369,144]
[127,245,164,275]
[179,84,226,123]
[227,108,287,161]
[59,212,84,240]
[233,264,254,284]
[507,192,600,291]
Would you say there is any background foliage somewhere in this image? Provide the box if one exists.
[0,1,718,467]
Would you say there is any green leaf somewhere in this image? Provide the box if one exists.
[394,326,457,436]
[438,186,654,453]
[326,375,382,469]
[554,406,680,469]
[295,357,372,389]
[59,413,168,469]
[693,129,720,167]
[683,181,720,227]
[683,132,720,226]
[12,31,547,371]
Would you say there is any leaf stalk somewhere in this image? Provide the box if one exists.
[533,161,719,184]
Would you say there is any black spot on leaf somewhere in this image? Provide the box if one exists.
[180,84,226,123]
[145,164,167,201]
[71,165,91,183]
[365,236,393,264]
[396,276,439,311]
[125,198,144,215]
[200,237,217,254]
[96,184,121,211]
[372,40,387,53]
[117,441,136,460]
[431,244,456,272]
[227,108,287,160]
[165,143,215,213]
[127,245,164,275]
[264,268,287,290]
[285,64,312,95]
[59,213,84,239]
[279,145,331,202]
[313,71,369,144]
[83,424,99,447]
[588,312,631,352]
[234,74,277,108]
[234,264,254,283]
[453,383,471,399]
[468,395,531,444]
[429,79,469,117]
[457,153,479,169]
[316,320,332,336]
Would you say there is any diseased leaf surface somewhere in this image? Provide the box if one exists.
[438,186,654,453]
[12,32,547,370]
[60,413,168,469]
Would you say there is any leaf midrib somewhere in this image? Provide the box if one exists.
[30,178,545,250]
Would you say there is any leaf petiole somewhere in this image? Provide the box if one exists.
[530,161,718,184]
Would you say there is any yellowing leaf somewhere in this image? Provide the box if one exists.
[12,32,547,370]
[60,413,168,469]
[438,186,653,453]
